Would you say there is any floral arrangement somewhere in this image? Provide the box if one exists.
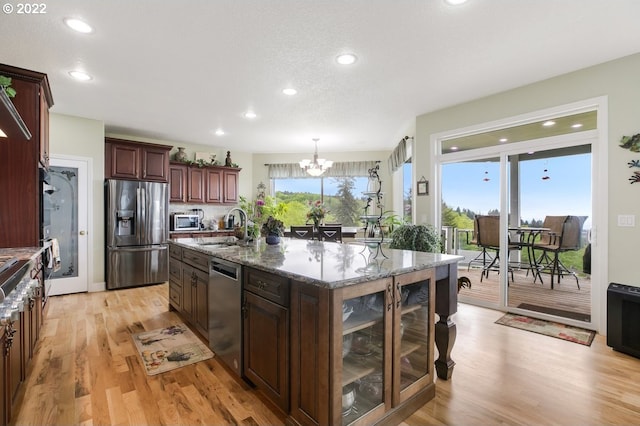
[261,216,285,236]
[306,200,328,224]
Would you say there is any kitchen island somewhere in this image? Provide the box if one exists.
[169,237,462,426]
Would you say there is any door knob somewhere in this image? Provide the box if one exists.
[79,231,86,235]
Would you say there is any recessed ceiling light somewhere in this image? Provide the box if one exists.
[499,138,508,143]
[244,111,257,119]
[64,18,93,33]
[282,88,297,96]
[68,70,92,81]
[542,120,556,127]
[571,123,583,129]
[336,53,357,65]
[444,0,468,5]
[215,129,225,136]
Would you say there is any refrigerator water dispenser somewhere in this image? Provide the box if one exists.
[116,210,135,236]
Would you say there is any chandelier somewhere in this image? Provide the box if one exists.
[299,138,333,176]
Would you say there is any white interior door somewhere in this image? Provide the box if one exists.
[48,156,90,295]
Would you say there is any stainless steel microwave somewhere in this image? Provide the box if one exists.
[170,214,200,231]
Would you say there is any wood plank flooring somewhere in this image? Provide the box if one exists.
[13,283,640,425]
[458,264,591,320]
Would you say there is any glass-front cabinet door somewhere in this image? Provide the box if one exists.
[334,277,391,426]
[393,268,435,405]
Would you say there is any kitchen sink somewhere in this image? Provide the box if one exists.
[198,242,235,249]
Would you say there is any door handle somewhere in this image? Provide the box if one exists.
[79,231,86,235]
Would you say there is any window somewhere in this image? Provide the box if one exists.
[273,176,369,227]
[402,159,412,222]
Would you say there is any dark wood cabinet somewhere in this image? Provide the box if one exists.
[169,163,187,202]
[223,169,239,203]
[0,326,7,426]
[0,64,53,249]
[7,319,21,421]
[187,167,206,203]
[243,267,290,414]
[170,161,240,205]
[105,138,171,182]
[175,248,209,339]
[38,85,50,168]
[205,168,222,203]
[289,269,436,426]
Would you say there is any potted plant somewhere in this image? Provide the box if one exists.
[381,211,405,236]
[261,216,285,245]
[388,224,443,253]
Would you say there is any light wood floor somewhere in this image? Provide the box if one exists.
[13,283,640,425]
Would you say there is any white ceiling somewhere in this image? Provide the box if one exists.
[2,0,640,154]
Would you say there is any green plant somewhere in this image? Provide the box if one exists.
[247,222,261,240]
[0,75,16,98]
[382,211,405,233]
[261,216,284,236]
[388,224,443,253]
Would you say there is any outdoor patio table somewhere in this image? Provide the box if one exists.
[509,227,550,284]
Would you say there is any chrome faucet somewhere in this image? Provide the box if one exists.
[224,207,249,244]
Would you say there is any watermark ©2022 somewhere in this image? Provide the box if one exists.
[3,3,48,14]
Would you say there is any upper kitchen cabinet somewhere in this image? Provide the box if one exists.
[169,162,187,202]
[170,161,241,205]
[105,138,172,182]
[0,64,53,248]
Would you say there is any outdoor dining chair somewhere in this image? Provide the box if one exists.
[476,215,520,282]
[532,215,586,289]
[466,216,494,271]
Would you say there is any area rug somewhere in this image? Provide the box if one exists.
[495,313,596,346]
[132,323,214,375]
[517,303,591,322]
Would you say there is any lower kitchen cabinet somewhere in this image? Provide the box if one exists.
[169,247,209,340]
[0,327,6,426]
[290,268,436,426]
[243,266,290,413]
[181,264,208,338]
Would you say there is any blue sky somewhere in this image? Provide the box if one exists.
[442,153,592,229]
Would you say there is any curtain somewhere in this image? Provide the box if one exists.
[266,160,379,178]
[388,136,411,173]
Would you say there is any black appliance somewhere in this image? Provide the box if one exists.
[607,282,640,359]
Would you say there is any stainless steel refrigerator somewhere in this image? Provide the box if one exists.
[106,179,169,290]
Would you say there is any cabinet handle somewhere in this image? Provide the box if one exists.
[387,283,393,311]
[396,283,401,309]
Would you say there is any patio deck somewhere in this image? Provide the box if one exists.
[456,253,591,322]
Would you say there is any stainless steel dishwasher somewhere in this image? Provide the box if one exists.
[208,257,243,377]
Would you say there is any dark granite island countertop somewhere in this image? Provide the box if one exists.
[170,237,462,289]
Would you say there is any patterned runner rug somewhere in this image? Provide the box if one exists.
[132,323,214,375]
[495,313,596,346]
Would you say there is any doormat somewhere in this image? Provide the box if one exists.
[495,313,596,346]
[132,323,214,375]
[517,303,591,322]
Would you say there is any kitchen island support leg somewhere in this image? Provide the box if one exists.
[434,264,458,380]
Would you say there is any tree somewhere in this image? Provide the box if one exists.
[332,177,360,226]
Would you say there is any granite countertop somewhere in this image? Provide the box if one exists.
[169,230,234,234]
[0,245,47,262]
[170,237,463,289]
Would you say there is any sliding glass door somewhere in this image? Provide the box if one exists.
[438,113,595,326]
